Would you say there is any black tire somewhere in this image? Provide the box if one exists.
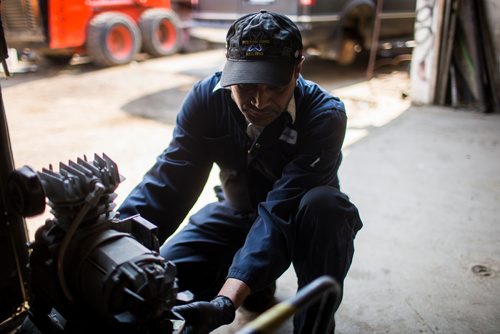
[86,12,142,66]
[337,37,359,65]
[139,9,181,57]
[334,28,365,66]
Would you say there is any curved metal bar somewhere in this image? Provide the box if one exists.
[237,275,341,334]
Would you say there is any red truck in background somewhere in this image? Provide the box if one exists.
[1,0,183,66]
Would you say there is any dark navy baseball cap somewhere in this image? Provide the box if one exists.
[220,10,303,87]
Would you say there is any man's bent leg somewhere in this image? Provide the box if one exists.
[291,186,362,333]
[160,201,255,301]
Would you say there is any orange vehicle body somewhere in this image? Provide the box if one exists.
[2,0,182,66]
[47,0,171,51]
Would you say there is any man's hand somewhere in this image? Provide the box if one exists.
[173,296,236,334]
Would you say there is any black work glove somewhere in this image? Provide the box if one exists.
[173,295,236,334]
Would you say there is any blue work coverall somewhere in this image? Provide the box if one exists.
[118,72,362,333]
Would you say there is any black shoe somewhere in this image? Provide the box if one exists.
[241,282,277,313]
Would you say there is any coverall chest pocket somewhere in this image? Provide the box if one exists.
[249,141,297,183]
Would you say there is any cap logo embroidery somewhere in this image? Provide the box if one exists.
[243,32,271,57]
[242,39,270,45]
[246,43,264,57]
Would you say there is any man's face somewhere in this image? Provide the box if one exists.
[230,62,302,127]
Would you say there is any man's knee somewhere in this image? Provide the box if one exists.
[299,186,348,218]
[297,186,362,233]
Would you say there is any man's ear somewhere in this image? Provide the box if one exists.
[295,56,305,77]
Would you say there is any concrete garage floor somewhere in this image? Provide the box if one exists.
[335,106,500,334]
[3,50,500,333]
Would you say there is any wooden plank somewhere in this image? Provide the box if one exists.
[435,0,460,105]
[460,0,488,111]
[434,0,452,104]
[474,0,500,113]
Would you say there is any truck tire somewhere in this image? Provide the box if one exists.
[139,9,181,57]
[86,12,142,66]
[337,37,360,65]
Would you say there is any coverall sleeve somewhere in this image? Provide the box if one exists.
[118,82,213,243]
[228,98,347,291]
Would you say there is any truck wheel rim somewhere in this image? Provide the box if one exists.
[107,24,133,59]
[156,19,176,50]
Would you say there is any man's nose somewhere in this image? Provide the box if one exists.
[250,86,271,109]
